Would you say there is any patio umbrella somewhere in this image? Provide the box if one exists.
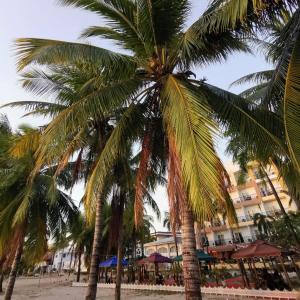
[99,256,128,267]
[173,250,214,262]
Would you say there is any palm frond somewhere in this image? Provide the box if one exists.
[284,32,300,172]
[84,103,146,218]
[134,132,151,227]
[162,75,222,223]
[230,70,273,87]
[15,38,136,78]
[201,83,287,162]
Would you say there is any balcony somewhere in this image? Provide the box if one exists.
[207,221,228,232]
[264,208,284,217]
[212,235,258,247]
[206,209,285,233]
[237,215,253,223]
[236,180,255,190]
[211,224,228,232]
[255,171,277,182]
[260,189,286,202]
[233,194,261,208]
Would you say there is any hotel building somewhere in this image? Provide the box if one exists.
[144,162,298,257]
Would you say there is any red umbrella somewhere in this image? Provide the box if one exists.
[146,252,173,263]
[138,252,172,265]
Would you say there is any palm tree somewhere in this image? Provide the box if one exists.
[5,63,121,300]
[0,123,78,300]
[11,2,288,299]
[105,146,162,300]
[227,12,300,211]
[202,0,300,174]
[253,213,274,238]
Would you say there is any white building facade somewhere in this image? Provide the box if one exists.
[51,247,87,272]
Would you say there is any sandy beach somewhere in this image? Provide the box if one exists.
[2,277,186,300]
[0,276,242,299]
[3,276,299,299]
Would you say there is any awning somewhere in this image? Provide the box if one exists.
[173,250,214,262]
[208,244,236,259]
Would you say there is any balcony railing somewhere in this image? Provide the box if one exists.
[254,171,276,180]
[212,235,258,246]
[232,193,258,204]
[237,215,253,223]
[260,188,282,197]
[207,210,285,233]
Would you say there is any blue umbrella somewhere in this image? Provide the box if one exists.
[99,256,128,267]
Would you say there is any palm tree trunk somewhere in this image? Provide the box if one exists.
[261,166,300,246]
[194,222,202,250]
[182,203,202,300]
[174,235,179,257]
[76,249,82,283]
[0,271,4,293]
[229,227,235,243]
[58,250,64,275]
[85,196,104,300]
[4,238,24,300]
[68,249,74,279]
[0,258,5,293]
[115,197,125,300]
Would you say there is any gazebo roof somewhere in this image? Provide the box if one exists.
[138,252,172,265]
[232,240,283,259]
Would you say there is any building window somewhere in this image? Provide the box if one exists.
[215,235,225,245]
[146,249,154,256]
[234,232,244,243]
[157,247,168,254]
[170,246,176,253]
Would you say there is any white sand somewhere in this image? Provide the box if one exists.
[2,276,282,299]
[2,277,187,300]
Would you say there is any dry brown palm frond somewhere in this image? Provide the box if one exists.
[70,148,84,188]
[54,127,86,177]
[108,193,122,251]
[167,132,185,235]
[134,132,152,227]
[3,224,26,269]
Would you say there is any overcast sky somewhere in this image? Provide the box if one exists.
[0,0,271,230]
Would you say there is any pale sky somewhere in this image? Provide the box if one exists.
[0,0,271,230]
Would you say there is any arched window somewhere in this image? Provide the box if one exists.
[146,248,155,256]
[157,247,168,254]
